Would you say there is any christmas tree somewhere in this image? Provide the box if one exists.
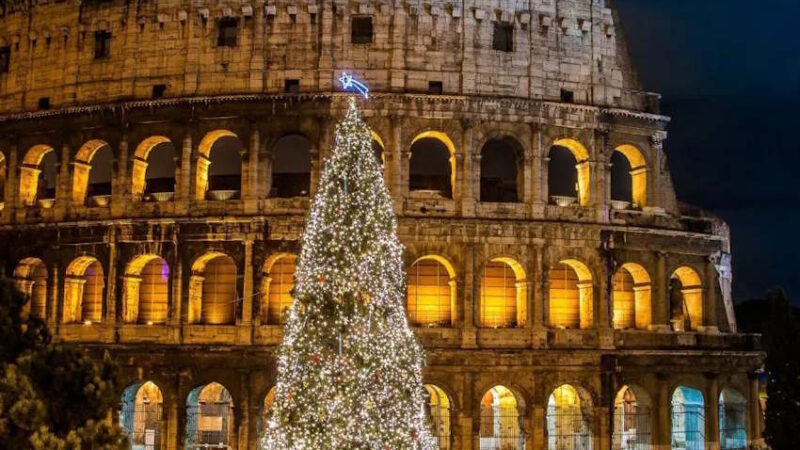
[261,97,437,450]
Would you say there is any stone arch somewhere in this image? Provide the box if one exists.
[261,253,297,325]
[123,254,170,324]
[479,385,525,450]
[548,259,593,329]
[612,384,653,449]
[13,257,48,319]
[479,256,527,328]
[72,139,113,206]
[670,266,703,331]
[546,384,593,450]
[120,381,164,450]
[425,384,453,450]
[407,255,457,327]
[549,138,590,207]
[0,150,6,206]
[479,136,523,203]
[371,129,386,164]
[63,255,104,323]
[188,252,237,325]
[195,130,241,201]
[132,136,176,202]
[611,144,648,209]
[612,263,652,330]
[19,144,57,207]
[185,382,235,449]
[409,131,457,199]
[270,133,312,198]
[671,386,705,450]
[719,387,747,449]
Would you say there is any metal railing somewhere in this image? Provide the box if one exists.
[671,405,705,450]
[186,403,234,450]
[427,405,452,450]
[719,404,747,450]
[479,405,525,450]
[119,402,162,450]
[612,407,651,450]
[546,406,592,450]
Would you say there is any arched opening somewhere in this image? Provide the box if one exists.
[479,385,523,450]
[196,130,241,201]
[63,256,104,323]
[132,137,177,202]
[548,260,593,329]
[480,138,521,203]
[612,385,652,450]
[479,257,526,328]
[271,134,311,198]
[669,267,703,332]
[409,132,456,199]
[72,140,113,207]
[13,257,48,319]
[407,255,455,327]
[0,151,6,208]
[262,253,297,325]
[547,384,592,450]
[259,387,277,443]
[120,381,163,450]
[548,139,590,207]
[719,388,747,450]
[19,144,57,207]
[671,386,705,450]
[189,253,237,325]
[186,382,234,449]
[611,145,647,209]
[425,384,452,450]
[123,255,170,324]
[371,130,385,165]
[612,263,652,330]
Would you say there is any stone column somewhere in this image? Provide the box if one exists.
[530,125,546,210]
[748,373,762,448]
[171,250,183,327]
[241,238,254,325]
[177,129,193,213]
[2,143,17,222]
[461,245,477,348]
[237,372,250,450]
[460,118,476,216]
[655,374,671,450]
[106,233,117,326]
[244,126,260,213]
[165,377,179,450]
[53,143,71,220]
[48,261,60,332]
[389,115,404,212]
[650,131,667,209]
[462,374,476,450]
[706,374,720,450]
[652,252,670,331]
[704,257,719,332]
[388,4,406,91]
[111,133,129,217]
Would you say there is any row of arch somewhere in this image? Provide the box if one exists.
[14,252,705,331]
[119,381,748,450]
[0,132,650,210]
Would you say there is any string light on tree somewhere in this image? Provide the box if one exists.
[261,89,436,449]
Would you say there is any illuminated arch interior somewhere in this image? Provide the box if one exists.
[612,263,652,330]
[186,382,234,448]
[613,144,647,208]
[549,259,593,329]
[671,386,705,450]
[123,254,169,324]
[479,385,520,449]
[547,384,592,450]
[72,140,112,206]
[409,131,457,199]
[425,384,452,449]
[120,381,164,449]
[371,130,386,164]
[189,252,237,325]
[552,138,591,206]
[719,388,747,449]
[64,256,104,323]
[131,136,175,200]
[262,253,297,325]
[670,267,703,331]
[479,257,526,328]
[195,130,240,200]
[19,144,56,206]
[14,257,48,319]
[407,255,456,327]
[612,385,652,449]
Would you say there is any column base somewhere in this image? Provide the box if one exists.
[649,324,672,333]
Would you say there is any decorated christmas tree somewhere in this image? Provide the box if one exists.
[261,96,436,450]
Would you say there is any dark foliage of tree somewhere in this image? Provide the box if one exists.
[0,279,127,449]
[735,288,800,450]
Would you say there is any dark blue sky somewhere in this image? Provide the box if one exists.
[614,0,800,302]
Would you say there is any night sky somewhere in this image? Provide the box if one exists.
[614,0,800,302]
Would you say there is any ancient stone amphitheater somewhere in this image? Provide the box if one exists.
[0,1,764,449]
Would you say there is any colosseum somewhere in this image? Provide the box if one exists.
[0,0,764,449]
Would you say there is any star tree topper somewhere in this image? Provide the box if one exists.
[338,72,370,99]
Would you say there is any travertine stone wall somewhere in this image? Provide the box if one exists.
[0,0,652,114]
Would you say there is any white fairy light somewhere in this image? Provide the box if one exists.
[261,97,436,450]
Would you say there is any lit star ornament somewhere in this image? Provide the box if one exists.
[339,72,370,99]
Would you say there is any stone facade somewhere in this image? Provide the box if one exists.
[0,1,763,450]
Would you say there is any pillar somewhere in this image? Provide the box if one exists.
[165,377,180,450]
[237,372,250,450]
[48,261,59,332]
[389,115,403,212]
[706,374,720,450]
[704,257,719,332]
[177,128,192,211]
[460,118,476,216]
[247,127,260,204]
[748,373,762,448]
[461,245,477,348]
[111,133,129,217]
[652,252,669,331]
[53,143,71,220]
[106,234,118,325]
[241,238,254,325]
[650,131,667,209]
[1,143,16,221]
[171,251,183,326]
